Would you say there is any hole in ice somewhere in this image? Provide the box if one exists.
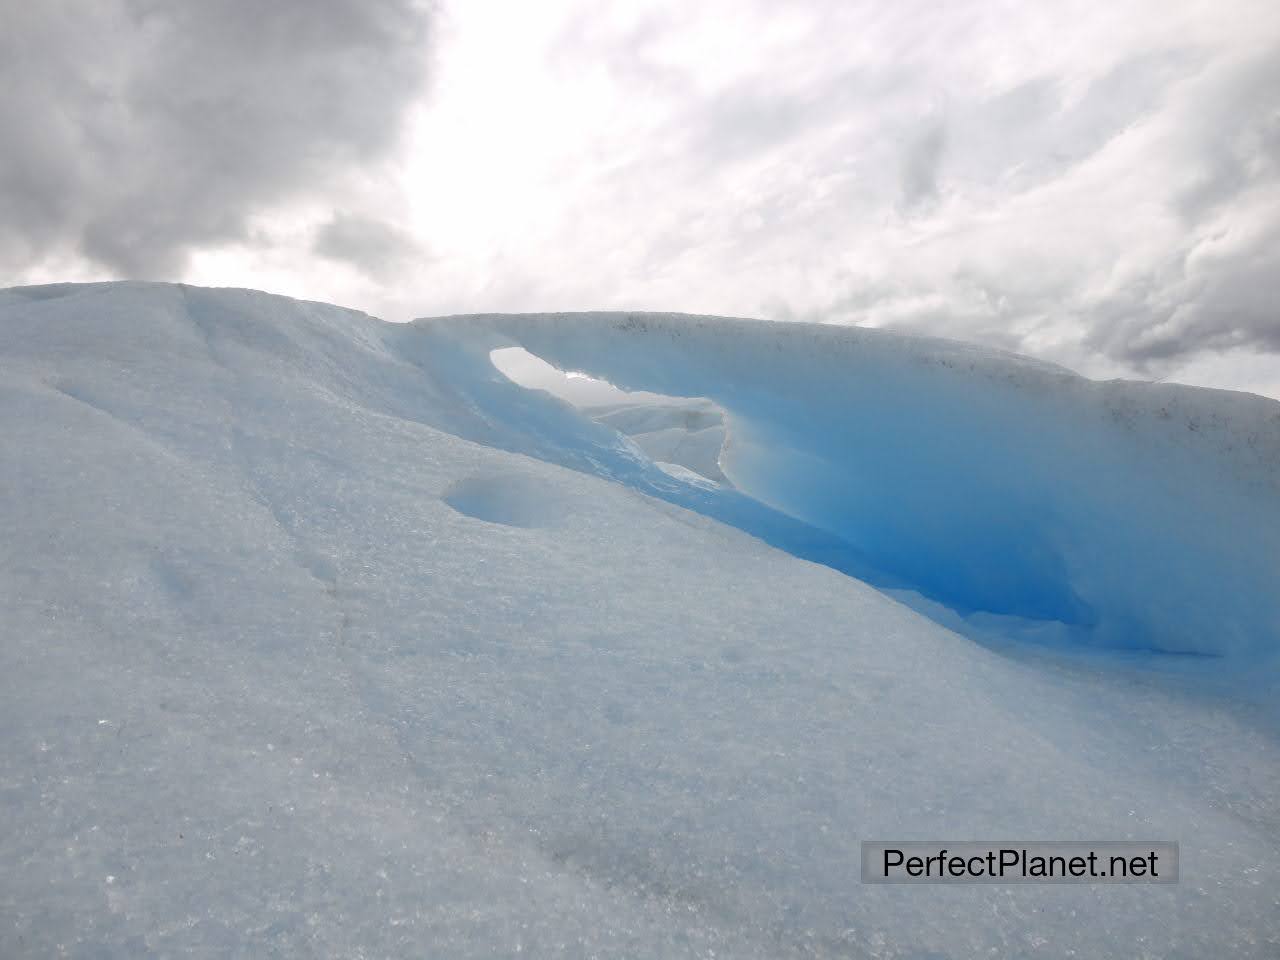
[443,472,569,528]
[490,346,668,406]
[490,347,732,486]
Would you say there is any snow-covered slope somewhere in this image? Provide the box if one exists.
[2,282,1279,958]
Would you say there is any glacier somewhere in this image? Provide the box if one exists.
[1,281,1278,958]
[423,310,1280,661]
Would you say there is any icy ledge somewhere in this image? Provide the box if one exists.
[410,311,1280,660]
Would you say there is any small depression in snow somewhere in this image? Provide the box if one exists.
[443,472,569,529]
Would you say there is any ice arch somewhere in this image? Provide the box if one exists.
[401,312,1280,660]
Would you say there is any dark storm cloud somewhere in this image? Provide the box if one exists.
[0,0,432,278]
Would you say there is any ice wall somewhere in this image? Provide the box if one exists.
[415,312,1280,659]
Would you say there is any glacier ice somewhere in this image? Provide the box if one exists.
[1,282,1278,958]
[425,310,1280,661]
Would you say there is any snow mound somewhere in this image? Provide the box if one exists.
[2,283,1279,958]
[420,311,1280,660]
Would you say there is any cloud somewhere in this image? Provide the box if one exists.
[313,212,423,279]
[0,0,432,279]
[1085,198,1280,366]
[490,0,1280,382]
[899,120,946,210]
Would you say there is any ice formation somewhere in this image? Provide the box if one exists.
[424,310,1280,659]
[2,282,1278,958]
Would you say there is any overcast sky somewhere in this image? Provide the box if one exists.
[3,0,1278,396]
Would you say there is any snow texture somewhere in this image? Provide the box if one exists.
[2,282,1279,958]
